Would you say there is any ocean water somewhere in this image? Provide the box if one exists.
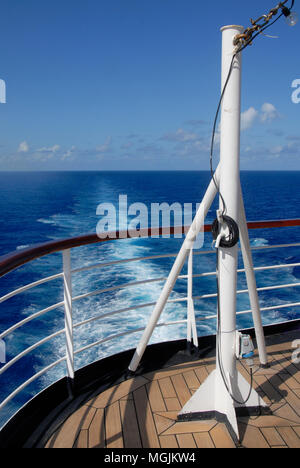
[0,170,300,426]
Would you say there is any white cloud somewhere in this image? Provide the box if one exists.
[270,145,283,154]
[161,128,198,143]
[18,141,29,153]
[241,107,259,131]
[121,142,133,150]
[240,103,279,131]
[62,146,76,161]
[96,137,112,154]
[260,103,279,122]
[36,144,60,154]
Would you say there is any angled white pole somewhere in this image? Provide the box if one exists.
[238,184,268,366]
[63,250,75,380]
[179,25,267,443]
[128,165,220,372]
[187,247,198,348]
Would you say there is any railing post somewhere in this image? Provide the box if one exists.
[187,247,198,349]
[63,250,75,381]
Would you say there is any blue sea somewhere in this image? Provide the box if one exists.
[0,170,300,427]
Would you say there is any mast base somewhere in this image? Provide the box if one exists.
[178,369,270,443]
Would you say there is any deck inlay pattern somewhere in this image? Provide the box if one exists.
[45,336,300,449]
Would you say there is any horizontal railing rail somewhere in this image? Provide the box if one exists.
[1,219,300,278]
[0,219,300,425]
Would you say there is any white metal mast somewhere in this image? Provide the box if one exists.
[178,25,267,442]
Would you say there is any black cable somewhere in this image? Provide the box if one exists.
[212,215,239,248]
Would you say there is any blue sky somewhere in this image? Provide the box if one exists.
[0,0,299,171]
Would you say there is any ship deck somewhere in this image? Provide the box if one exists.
[44,329,300,449]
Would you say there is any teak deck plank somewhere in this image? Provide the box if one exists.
[171,373,192,407]
[165,397,181,411]
[294,389,300,398]
[159,435,179,448]
[44,333,300,449]
[153,413,175,435]
[293,426,300,438]
[183,370,200,390]
[270,375,300,417]
[281,350,300,372]
[176,433,197,449]
[133,386,160,448]
[119,399,142,448]
[88,376,148,409]
[238,424,270,449]
[158,377,177,399]
[87,408,105,449]
[272,353,300,388]
[254,374,285,403]
[144,361,201,381]
[260,427,286,447]
[210,424,236,449]
[277,427,300,448]
[272,403,300,424]
[194,366,209,384]
[146,380,167,412]
[193,432,215,449]
[105,401,123,449]
[46,405,96,449]
[238,415,296,428]
[73,431,88,449]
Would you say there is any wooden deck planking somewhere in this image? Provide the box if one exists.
[119,399,142,448]
[45,404,96,449]
[159,434,179,448]
[146,380,167,412]
[88,408,106,448]
[260,427,286,447]
[277,427,300,448]
[176,433,197,448]
[158,376,177,399]
[182,370,201,390]
[238,423,269,449]
[193,432,215,449]
[133,385,160,448]
[44,334,300,449]
[170,373,192,407]
[209,424,236,449]
[105,401,124,449]
[165,397,181,411]
[73,430,88,449]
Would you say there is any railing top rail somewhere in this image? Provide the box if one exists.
[0,219,300,279]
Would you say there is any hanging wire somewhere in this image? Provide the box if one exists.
[210,0,296,216]
[210,0,296,405]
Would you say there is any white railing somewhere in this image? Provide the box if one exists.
[0,237,300,421]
